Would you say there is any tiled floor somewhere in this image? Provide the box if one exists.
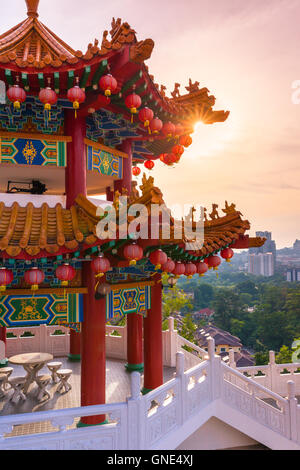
[0,357,176,437]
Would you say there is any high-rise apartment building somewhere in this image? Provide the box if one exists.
[248,231,276,275]
[286,268,300,282]
[248,252,274,276]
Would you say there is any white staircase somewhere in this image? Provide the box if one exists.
[1,336,300,450]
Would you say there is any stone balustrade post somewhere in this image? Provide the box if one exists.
[127,372,143,449]
[229,349,236,368]
[176,350,185,377]
[176,351,185,424]
[287,380,298,442]
[268,350,276,392]
[208,337,221,400]
[168,317,177,368]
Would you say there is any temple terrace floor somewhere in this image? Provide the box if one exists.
[0,357,176,437]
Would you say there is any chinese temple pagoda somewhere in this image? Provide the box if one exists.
[0,0,265,426]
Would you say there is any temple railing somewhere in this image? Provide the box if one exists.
[6,325,70,358]
[4,318,206,369]
[1,339,300,450]
[229,350,300,397]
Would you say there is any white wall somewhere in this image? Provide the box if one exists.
[176,417,259,450]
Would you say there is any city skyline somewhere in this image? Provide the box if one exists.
[2,0,300,248]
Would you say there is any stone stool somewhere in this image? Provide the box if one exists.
[47,361,62,383]
[36,374,51,401]
[0,367,13,391]
[9,377,27,404]
[56,369,72,393]
[0,375,7,398]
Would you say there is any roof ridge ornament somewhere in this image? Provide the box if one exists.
[25,0,40,18]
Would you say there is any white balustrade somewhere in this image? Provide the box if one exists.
[2,320,300,450]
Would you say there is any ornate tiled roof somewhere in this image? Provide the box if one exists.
[0,199,98,257]
[0,1,154,69]
[0,175,262,259]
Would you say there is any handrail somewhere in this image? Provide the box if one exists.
[177,335,207,357]
[222,362,288,404]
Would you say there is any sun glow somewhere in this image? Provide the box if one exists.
[186,118,236,159]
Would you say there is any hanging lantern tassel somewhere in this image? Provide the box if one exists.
[130,108,136,123]
[73,101,79,119]
[94,272,105,292]
[31,284,39,298]
[91,255,111,291]
[44,103,51,122]
[144,120,151,134]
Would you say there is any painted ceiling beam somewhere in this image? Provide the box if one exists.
[80,66,91,90]
[21,72,29,91]
[38,72,45,89]
[54,72,60,93]
[67,70,75,90]
[91,59,108,90]
[5,69,13,86]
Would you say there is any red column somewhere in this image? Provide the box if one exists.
[65,110,87,207]
[126,313,144,372]
[78,262,106,426]
[65,110,87,361]
[143,274,163,393]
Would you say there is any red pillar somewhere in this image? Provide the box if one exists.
[65,110,87,361]
[126,313,144,372]
[78,262,106,426]
[143,274,163,393]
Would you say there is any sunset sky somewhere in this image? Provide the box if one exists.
[2,0,300,248]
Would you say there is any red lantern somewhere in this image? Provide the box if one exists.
[39,81,57,121]
[125,93,142,122]
[138,107,154,134]
[99,74,117,97]
[56,263,76,287]
[172,153,181,163]
[161,258,175,274]
[132,166,141,176]
[7,83,26,110]
[91,255,111,278]
[162,122,175,139]
[196,262,208,277]
[159,153,168,162]
[162,153,176,166]
[144,160,154,170]
[172,145,184,157]
[149,249,168,270]
[67,78,86,118]
[185,262,197,278]
[150,117,163,134]
[24,267,45,292]
[206,255,221,272]
[174,124,184,139]
[124,243,143,266]
[221,248,234,263]
[179,135,193,148]
[173,262,185,277]
[0,267,13,292]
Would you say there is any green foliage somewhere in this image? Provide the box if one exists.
[162,285,193,319]
[176,270,300,356]
[177,314,198,344]
[254,350,269,366]
[275,345,292,364]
